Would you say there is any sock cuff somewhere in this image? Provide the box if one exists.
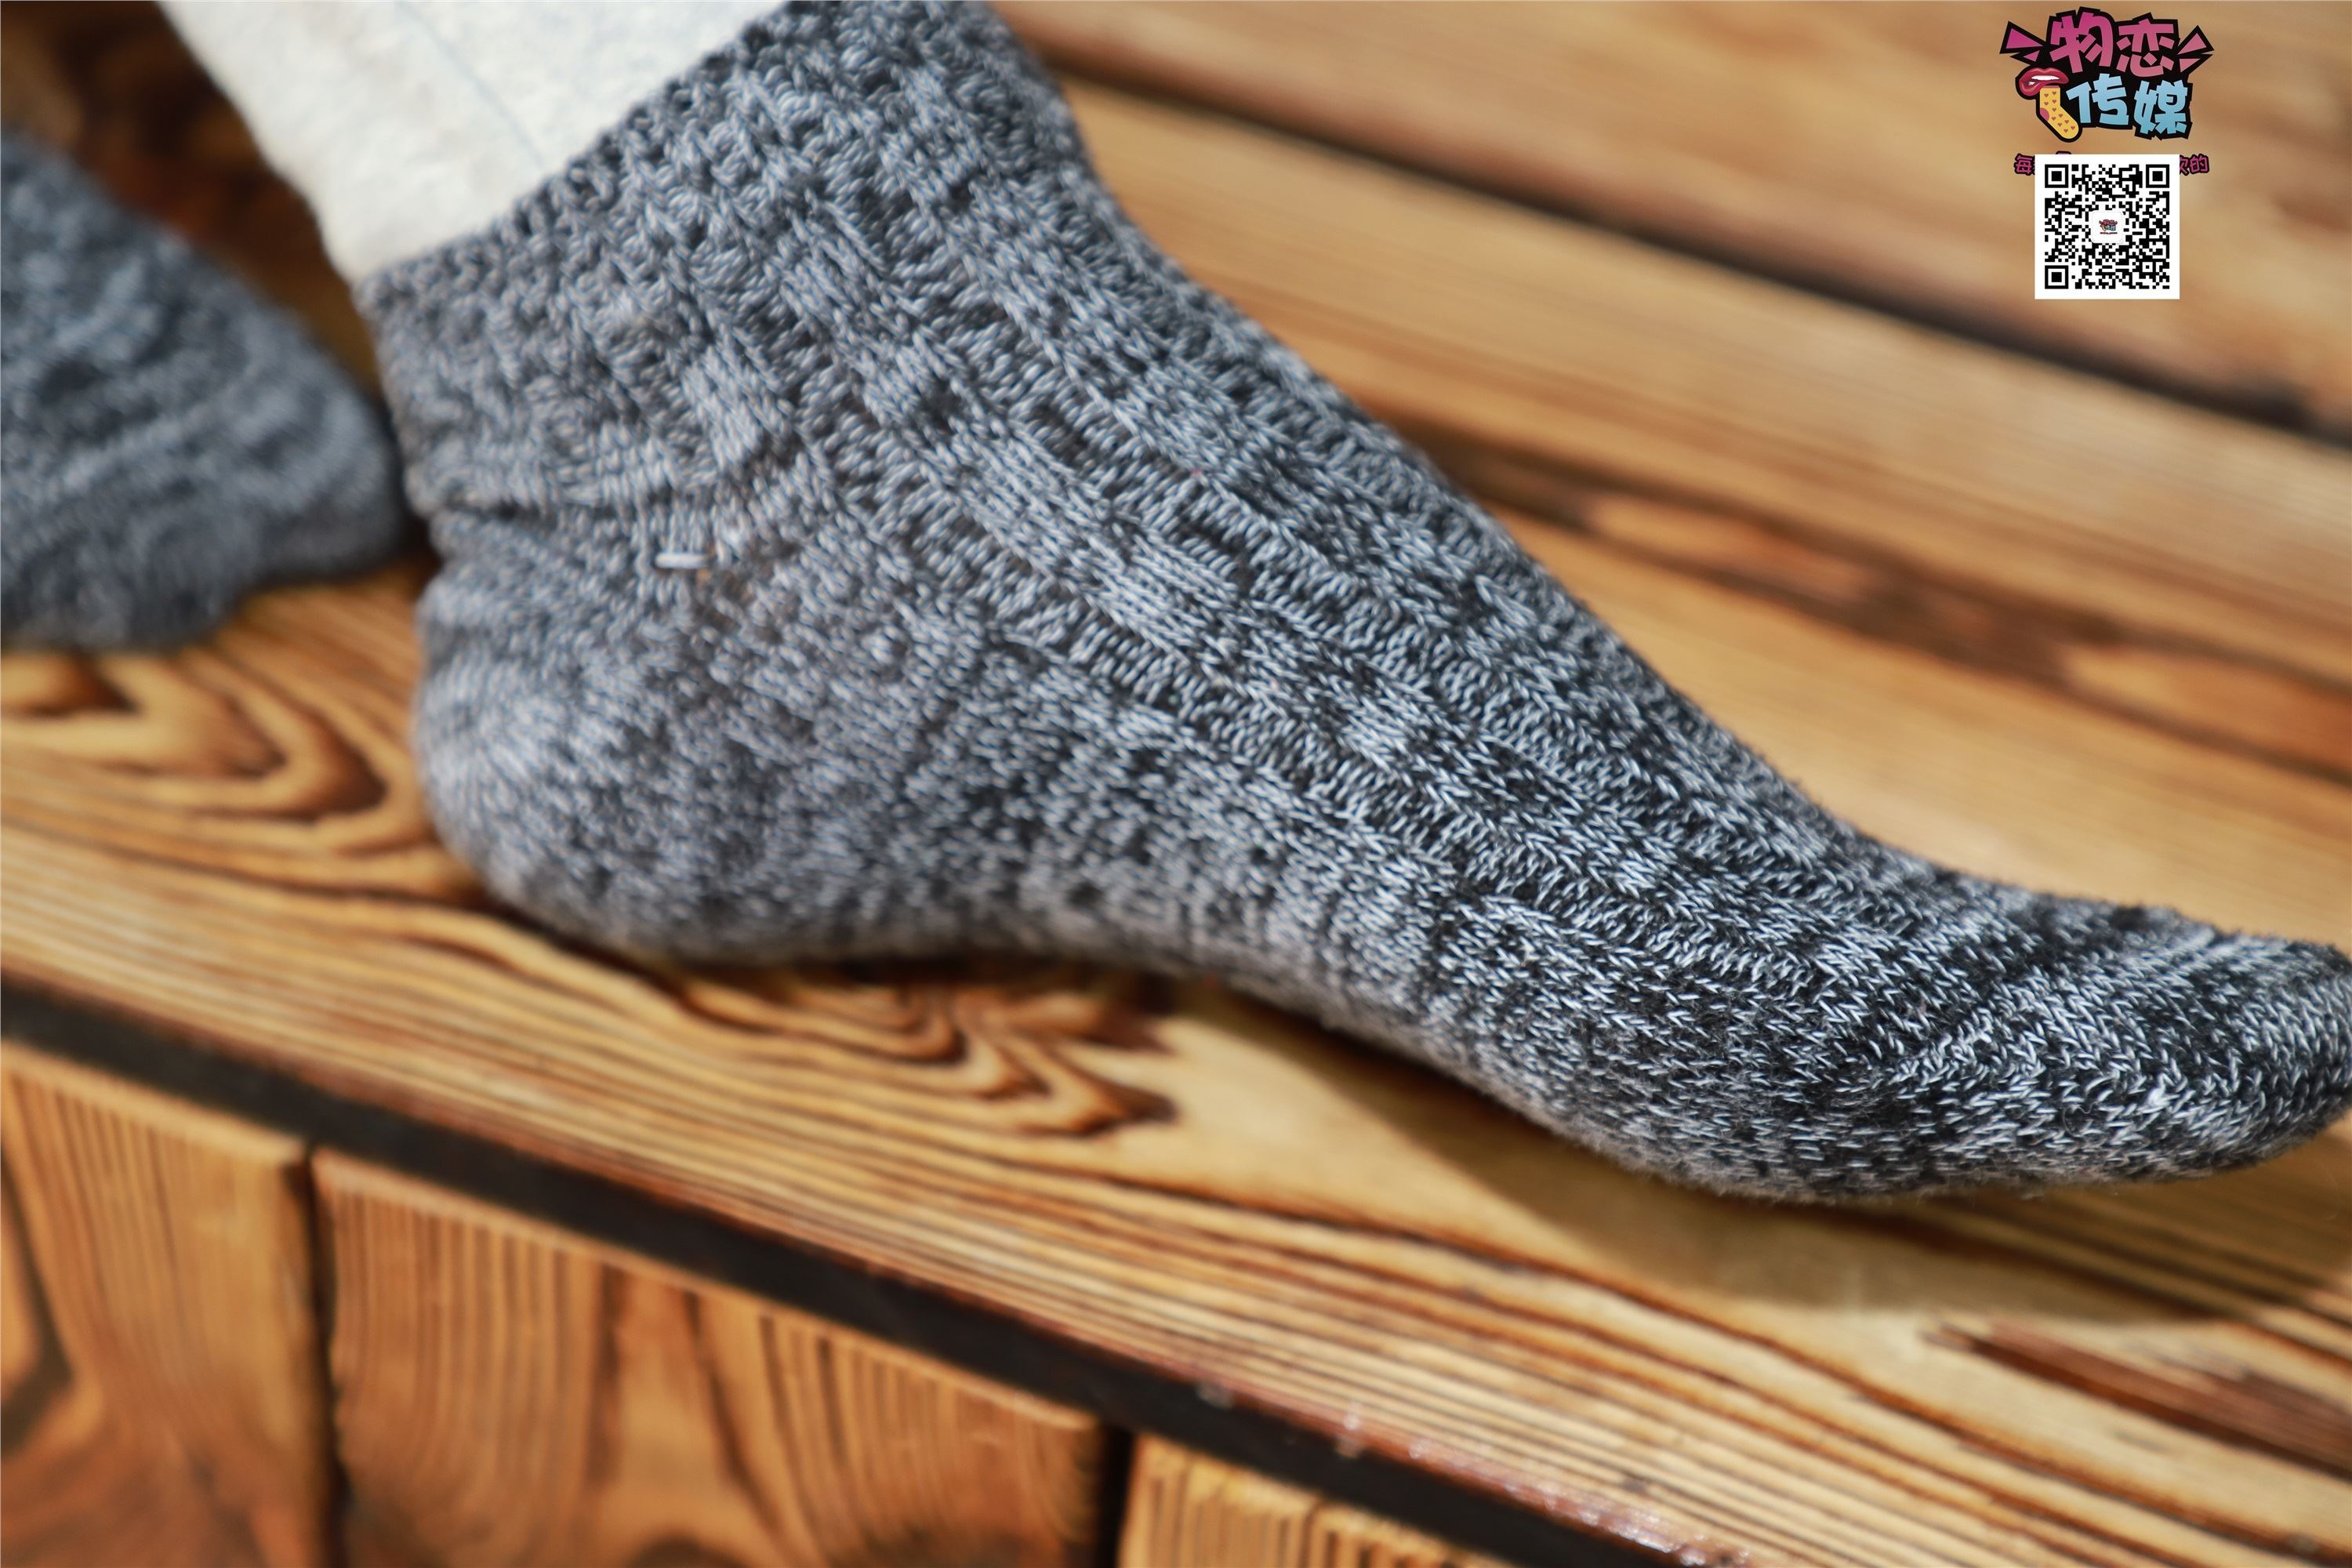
[354,2,1075,329]
[355,2,1080,524]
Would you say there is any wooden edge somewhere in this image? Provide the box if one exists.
[1,981,1658,1568]
[3,1039,308,1167]
[309,1149,1104,1439]
[1123,1437,1508,1568]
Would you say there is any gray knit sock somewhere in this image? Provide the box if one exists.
[358,3,2350,1200]
[1,132,404,650]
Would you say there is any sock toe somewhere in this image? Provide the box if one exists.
[2119,931,2352,1173]
[1943,917,2352,1192]
[1557,891,2352,1200]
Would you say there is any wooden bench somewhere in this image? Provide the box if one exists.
[3,5,2347,1565]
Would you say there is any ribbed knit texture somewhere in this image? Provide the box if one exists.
[359,2,2351,1199]
[2,131,403,650]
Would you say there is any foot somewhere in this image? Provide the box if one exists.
[356,4,2351,1199]
[1,131,403,650]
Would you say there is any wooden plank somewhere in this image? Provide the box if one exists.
[1056,82,2352,737]
[5,19,2350,1567]
[4,575,2348,1566]
[1120,1439,1503,1568]
[1006,2,2352,434]
[311,1152,1104,1568]
[0,1046,333,1568]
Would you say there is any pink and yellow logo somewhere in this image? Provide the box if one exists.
[1999,11,2212,142]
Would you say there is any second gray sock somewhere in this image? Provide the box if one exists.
[2,132,405,650]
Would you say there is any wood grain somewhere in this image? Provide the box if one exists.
[1120,1439,1503,1568]
[0,1046,333,1568]
[5,574,2349,1567]
[1006,2,2352,434]
[5,14,2350,1568]
[313,1153,1104,1568]
[1061,83,2352,746]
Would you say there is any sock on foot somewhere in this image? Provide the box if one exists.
[1,131,405,650]
[353,4,2351,1200]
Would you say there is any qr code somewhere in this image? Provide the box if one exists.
[2037,154,2178,299]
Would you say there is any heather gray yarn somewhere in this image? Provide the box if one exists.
[360,3,2351,1199]
[2,132,403,650]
